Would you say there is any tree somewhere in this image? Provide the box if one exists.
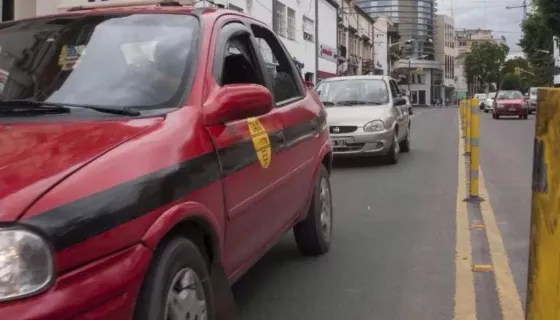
[535,0,560,37]
[501,57,532,91]
[464,41,509,92]
[518,9,555,86]
[500,73,523,90]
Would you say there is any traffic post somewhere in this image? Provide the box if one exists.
[465,99,481,202]
[526,88,560,320]
[464,99,472,155]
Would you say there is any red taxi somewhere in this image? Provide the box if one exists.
[0,1,333,319]
[492,90,529,119]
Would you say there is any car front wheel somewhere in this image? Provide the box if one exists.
[134,237,214,320]
[294,164,333,255]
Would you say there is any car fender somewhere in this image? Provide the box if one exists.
[141,201,223,257]
[297,138,332,222]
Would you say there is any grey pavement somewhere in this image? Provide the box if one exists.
[232,108,460,320]
[478,111,535,309]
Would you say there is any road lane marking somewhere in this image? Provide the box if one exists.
[472,264,494,272]
[454,112,477,320]
[478,168,525,319]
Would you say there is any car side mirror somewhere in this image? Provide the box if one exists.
[204,84,273,125]
[393,97,407,106]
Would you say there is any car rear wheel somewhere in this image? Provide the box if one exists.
[484,110,489,113]
[523,114,528,119]
[134,237,214,320]
[399,126,411,153]
[294,165,333,255]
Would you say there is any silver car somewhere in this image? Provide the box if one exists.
[315,75,411,164]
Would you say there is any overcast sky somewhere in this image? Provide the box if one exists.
[437,0,529,54]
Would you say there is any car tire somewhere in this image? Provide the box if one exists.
[523,114,528,119]
[484,110,489,113]
[399,126,411,153]
[383,133,400,165]
[294,164,333,255]
[134,237,214,320]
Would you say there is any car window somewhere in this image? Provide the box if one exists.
[315,78,389,105]
[488,92,497,98]
[0,14,199,109]
[496,91,523,99]
[388,80,399,98]
[219,34,262,86]
[251,24,302,105]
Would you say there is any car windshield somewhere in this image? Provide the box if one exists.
[476,94,487,99]
[488,92,497,98]
[315,79,389,105]
[0,13,198,109]
[496,91,523,99]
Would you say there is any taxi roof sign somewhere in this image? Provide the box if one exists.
[59,0,185,12]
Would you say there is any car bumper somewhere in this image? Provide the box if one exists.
[0,244,150,320]
[331,129,395,156]
[494,108,528,115]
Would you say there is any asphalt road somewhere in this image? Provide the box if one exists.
[478,110,534,308]
[232,107,462,320]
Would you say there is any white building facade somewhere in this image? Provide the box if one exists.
[373,16,390,76]
[317,0,338,80]
[435,14,456,102]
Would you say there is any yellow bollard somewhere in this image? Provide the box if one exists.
[465,99,472,154]
[468,104,479,198]
[526,88,560,320]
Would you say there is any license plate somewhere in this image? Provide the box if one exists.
[332,138,352,147]
[508,108,516,112]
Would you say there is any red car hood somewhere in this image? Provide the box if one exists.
[0,118,162,221]
[496,99,524,104]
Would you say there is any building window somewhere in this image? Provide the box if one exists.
[274,1,287,38]
[303,16,314,42]
[287,8,296,40]
[338,27,346,48]
[228,3,243,12]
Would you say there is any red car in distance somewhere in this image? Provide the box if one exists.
[0,1,333,319]
[492,90,529,119]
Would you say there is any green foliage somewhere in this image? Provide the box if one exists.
[501,57,532,91]
[535,0,560,37]
[518,9,555,86]
[500,73,523,90]
[464,41,509,89]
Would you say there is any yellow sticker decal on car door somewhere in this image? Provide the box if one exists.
[247,117,271,168]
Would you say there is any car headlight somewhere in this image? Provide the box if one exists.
[363,120,385,132]
[0,228,54,301]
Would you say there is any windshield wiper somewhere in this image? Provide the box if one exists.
[321,101,335,106]
[0,100,140,116]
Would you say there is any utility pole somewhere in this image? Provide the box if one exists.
[505,0,528,18]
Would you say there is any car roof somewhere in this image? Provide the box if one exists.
[319,75,395,82]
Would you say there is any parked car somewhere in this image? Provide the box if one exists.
[315,75,411,164]
[528,87,537,114]
[474,93,488,110]
[0,3,334,319]
[492,90,529,119]
[483,92,497,113]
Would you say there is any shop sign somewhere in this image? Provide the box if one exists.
[319,44,337,62]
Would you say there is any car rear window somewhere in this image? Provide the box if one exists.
[0,13,199,109]
[496,91,523,99]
